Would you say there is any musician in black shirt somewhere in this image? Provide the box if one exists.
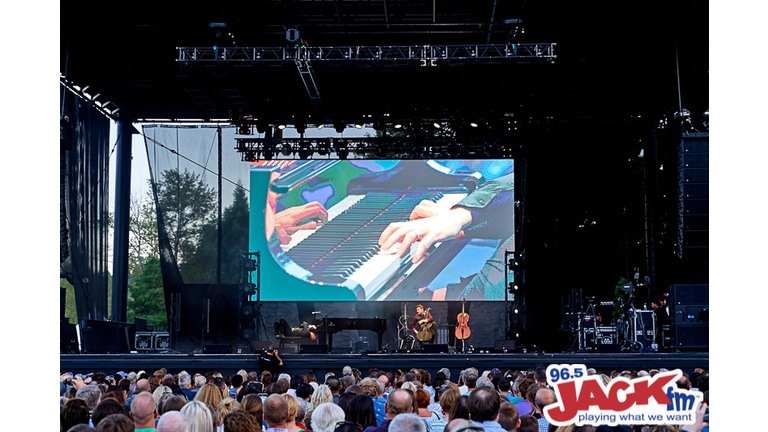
[410,304,436,344]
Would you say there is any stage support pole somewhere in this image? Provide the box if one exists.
[111,116,135,323]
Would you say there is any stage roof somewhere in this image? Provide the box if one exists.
[61,0,708,122]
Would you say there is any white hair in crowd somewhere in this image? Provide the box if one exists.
[311,403,346,432]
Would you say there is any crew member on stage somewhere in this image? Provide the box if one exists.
[411,304,435,344]
[651,298,670,349]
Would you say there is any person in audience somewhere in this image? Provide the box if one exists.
[220,410,259,432]
[195,384,223,417]
[180,400,215,432]
[346,394,378,430]
[363,388,414,432]
[92,398,125,428]
[327,377,342,404]
[229,374,244,399]
[160,395,187,415]
[216,398,242,432]
[77,385,103,414]
[282,393,304,432]
[466,387,505,432]
[311,402,346,432]
[497,401,520,432]
[62,397,91,432]
[130,392,158,431]
[69,424,97,432]
[533,388,556,432]
[447,395,470,423]
[127,379,151,406]
[61,364,711,432]
[263,394,291,431]
[179,374,196,401]
[96,413,136,432]
[157,410,190,432]
[388,413,426,432]
[153,386,173,406]
[516,415,539,432]
[338,392,357,413]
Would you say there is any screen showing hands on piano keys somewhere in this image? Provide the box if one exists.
[250,159,515,302]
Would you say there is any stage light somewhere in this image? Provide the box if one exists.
[470,122,478,128]
[394,123,403,129]
[298,141,313,159]
[355,123,363,129]
[317,139,330,156]
[277,124,286,130]
[241,282,256,295]
[238,122,251,135]
[433,122,442,129]
[316,123,325,130]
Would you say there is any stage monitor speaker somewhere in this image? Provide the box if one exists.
[135,332,153,351]
[300,344,328,354]
[250,340,273,353]
[154,333,171,351]
[422,344,449,353]
[494,340,516,352]
[203,344,232,354]
[81,320,132,354]
[61,320,79,354]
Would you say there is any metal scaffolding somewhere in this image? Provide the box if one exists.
[177,43,556,66]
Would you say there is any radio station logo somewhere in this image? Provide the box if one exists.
[544,364,703,427]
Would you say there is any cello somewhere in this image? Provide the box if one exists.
[416,307,436,342]
[455,299,471,340]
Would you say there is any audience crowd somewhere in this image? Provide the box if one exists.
[60,361,709,432]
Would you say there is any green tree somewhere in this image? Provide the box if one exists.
[155,168,217,269]
[174,181,250,284]
[129,189,159,274]
[127,255,167,329]
[220,182,250,283]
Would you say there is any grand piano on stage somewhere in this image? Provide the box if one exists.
[248,160,514,301]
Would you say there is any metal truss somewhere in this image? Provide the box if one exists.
[235,136,513,161]
[178,43,556,66]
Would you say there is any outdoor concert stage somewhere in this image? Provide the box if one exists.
[59,351,709,377]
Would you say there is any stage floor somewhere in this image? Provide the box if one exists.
[60,351,709,377]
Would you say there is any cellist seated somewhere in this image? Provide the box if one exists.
[411,304,436,344]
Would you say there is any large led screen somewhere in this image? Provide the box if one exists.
[249,160,514,301]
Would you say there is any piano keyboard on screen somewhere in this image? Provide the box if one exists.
[282,191,468,300]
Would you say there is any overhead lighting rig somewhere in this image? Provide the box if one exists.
[235,135,517,161]
[178,43,556,66]
[60,76,121,120]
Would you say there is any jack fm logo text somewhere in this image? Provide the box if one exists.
[543,364,703,427]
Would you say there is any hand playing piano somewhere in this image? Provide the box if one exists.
[378,207,473,264]
[274,202,329,245]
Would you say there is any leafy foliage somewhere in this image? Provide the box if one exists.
[127,255,167,329]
